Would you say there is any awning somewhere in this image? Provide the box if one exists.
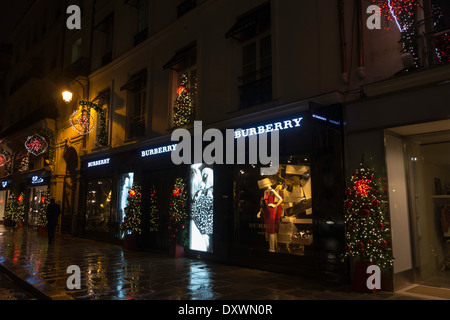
[163,43,196,70]
[225,3,270,40]
[120,71,147,92]
[92,89,111,104]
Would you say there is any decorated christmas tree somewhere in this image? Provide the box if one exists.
[121,182,142,235]
[173,73,195,128]
[3,193,16,223]
[13,193,25,224]
[38,189,50,227]
[343,161,394,268]
[168,178,189,246]
[148,185,159,232]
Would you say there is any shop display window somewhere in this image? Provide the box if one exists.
[190,164,214,253]
[117,172,134,239]
[86,178,112,233]
[235,155,313,255]
[27,186,48,226]
[0,190,9,221]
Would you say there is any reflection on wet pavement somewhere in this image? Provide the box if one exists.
[0,225,426,300]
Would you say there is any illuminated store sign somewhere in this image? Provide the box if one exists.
[234,117,303,139]
[87,158,110,168]
[141,144,178,158]
[31,176,44,184]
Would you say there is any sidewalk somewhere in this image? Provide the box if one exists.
[0,224,433,300]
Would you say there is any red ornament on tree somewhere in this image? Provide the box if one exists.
[353,179,371,197]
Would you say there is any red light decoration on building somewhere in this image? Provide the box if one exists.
[0,154,6,167]
[25,134,48,156]
[70,109,95,135]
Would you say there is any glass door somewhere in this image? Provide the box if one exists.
[406,131,450,288]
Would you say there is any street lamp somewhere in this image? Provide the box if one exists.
[62,91,73,103]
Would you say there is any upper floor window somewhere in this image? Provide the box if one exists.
[95,13,114,66]
[135,0,149,46]
[121,70,147,140]
[226,3,272,109]
[71,38,82,64]
[164,43,197,128]
[432,0,450,64]
[177,0,197,18]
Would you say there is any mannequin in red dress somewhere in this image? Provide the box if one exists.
[257,179,283,252]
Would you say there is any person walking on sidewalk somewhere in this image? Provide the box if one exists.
[46,198,61,244]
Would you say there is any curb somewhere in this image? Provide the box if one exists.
[0,256,74,300]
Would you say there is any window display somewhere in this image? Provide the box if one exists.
[85,178,112,233]
[0,190,8,221]
[27,186,49,226]
[117,173,134,239]
[190,164,214,253]
[236,155,313,255]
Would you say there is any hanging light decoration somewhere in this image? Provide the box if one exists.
[69,109,95,135]
[25,134,48,156]
[0,149,11,167]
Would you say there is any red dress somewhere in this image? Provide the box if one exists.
[263,189,282,233]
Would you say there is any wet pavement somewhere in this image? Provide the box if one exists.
[0,271,36,300]
[0,224,437,301]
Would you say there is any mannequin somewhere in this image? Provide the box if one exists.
[257,179,283,252]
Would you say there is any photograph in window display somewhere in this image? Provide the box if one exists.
[190,164,214,253]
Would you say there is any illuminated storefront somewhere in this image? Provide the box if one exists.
[78,102,346,280]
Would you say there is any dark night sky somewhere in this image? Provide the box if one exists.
[0,2,35,43]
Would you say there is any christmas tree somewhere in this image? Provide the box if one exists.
[4,193,16,223]
[148,185,159,232]
[121,182,142,235]
[168,178,189,246]
[13,193,25,224]
[343,162,394,268]
[38,189,50,227]
[173,73,195,128]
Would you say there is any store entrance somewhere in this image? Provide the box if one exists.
[406,131,450,288]
[386,125,450,289]
[141,167,186,252]
[26,185,49,227]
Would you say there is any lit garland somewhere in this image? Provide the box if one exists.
[149,185,159,232]
[25,134,48,156]
[343,163,394,268]
[18,153,29,173]
[38,188,50,227]
[79,100,108,147]
[168,177,189,246]
[173,73,196,128]
[121,182,143,235]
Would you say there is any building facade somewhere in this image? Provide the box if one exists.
[0,0,449,291]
